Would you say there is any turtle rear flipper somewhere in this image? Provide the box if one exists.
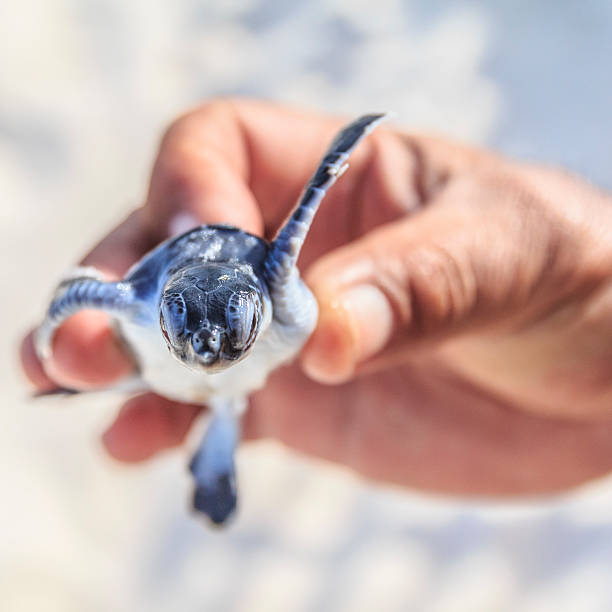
[192,471,237,526]
[189,398,244,525]
[264,113,387,323]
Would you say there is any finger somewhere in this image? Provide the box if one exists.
[26,211,152,390]
[45,311,135,388]
[22,313,134,390]
[301,171,596,383]
[145,99,355,238]
[20,330,56,391]
[144,100,263,239]
[102,393,203,462]
[144,99,480,260]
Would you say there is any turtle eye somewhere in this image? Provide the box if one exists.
[226,292,259,350]
[160,291,187,347]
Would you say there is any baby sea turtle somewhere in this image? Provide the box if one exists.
[35,113,386,525]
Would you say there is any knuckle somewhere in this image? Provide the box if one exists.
[161,98,235,145]
[160,112,199,155]
[158,98,240,166]
[401,133,449,203]
[399,243,477,334]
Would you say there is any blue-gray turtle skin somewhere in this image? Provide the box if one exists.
[126,225,268,304]
[35,113,386,526]
[130,226,270,369]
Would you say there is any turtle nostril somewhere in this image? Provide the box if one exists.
[208,330,221,353]
[192,328,221,363]
[192,333,204,354]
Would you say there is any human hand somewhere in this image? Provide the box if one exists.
[21,99,612,496]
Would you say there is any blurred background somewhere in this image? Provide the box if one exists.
[2,1,612,610]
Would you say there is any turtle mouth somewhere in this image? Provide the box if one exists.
[190,344,250,373]
[196,359,229,373]
[160,313,250,372]
[195,350,220,367]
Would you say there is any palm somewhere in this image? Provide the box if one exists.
[250,337,612,496]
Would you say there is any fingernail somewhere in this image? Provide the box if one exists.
[302,284,393,384]
[302,305,355,384]
[339,285,393,362]
[101,424,119,455]
[168,212,200,236]
[20,331,57,391]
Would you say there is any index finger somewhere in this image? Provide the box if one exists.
[144,99,483,271]
[145,100,355,244]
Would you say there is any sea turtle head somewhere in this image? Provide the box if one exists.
[160,262,268,371]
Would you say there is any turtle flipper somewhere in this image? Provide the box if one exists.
[35,267,142,361]
[264,113,386,323]
[32,376,148,398]
[189,398,245,525]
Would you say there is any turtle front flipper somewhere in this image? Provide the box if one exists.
[264,113,386,323]
[35,267,144,362]
[189,397,245,525]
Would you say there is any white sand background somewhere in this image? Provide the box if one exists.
[2,1,612,610]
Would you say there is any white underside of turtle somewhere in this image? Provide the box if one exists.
[117,280,315,406]
[35,113,386,526]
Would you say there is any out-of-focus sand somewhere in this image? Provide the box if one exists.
[3,1,612,611]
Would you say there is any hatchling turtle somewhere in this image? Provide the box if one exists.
[35,113,386,525]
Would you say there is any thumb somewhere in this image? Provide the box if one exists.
[300,174,578,384]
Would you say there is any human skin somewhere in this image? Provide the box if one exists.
[20,98,612,497]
